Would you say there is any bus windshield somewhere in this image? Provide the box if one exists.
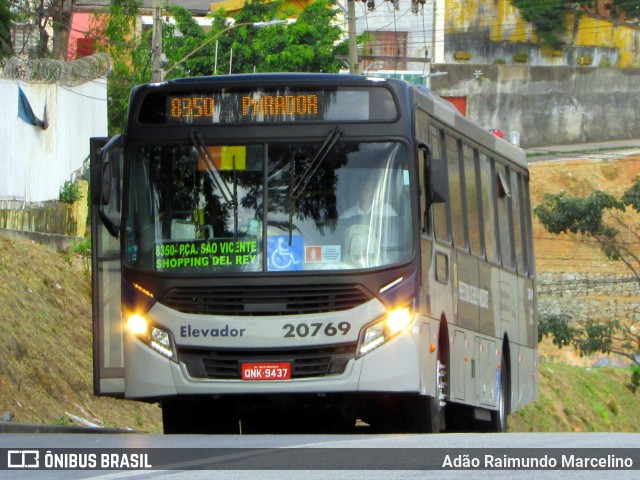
[124,141,412,274]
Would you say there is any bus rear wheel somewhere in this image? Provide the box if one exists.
[489,353,509,432]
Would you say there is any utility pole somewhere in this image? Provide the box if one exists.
[151,0,164,82]
[347,0,361,74]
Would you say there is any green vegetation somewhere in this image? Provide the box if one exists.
[534,177,640,375]
[0,0,14,58]
[59,180,82,204]
[510,361,639,432]
[510,0,567,47]
[92,0,347,134]
[510,1,640,47]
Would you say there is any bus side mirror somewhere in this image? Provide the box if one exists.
[100,162,113,206]
[91,135,122,238]
[419,144,447,209]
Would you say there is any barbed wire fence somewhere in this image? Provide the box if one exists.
[0,53,113,86]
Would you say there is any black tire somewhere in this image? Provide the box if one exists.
[411,394,442,433]
[489,353,509,433]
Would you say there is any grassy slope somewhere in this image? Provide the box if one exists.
[509,361,639,432]
[0,236,162,432]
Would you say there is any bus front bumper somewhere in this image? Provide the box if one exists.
[123,326,421,399]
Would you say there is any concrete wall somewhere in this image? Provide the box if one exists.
[0,181,89,237]
[0,78,107,205]
[444,0,640,68]
[429,64,640,147]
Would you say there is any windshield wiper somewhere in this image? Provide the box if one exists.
[291,127,342,201]
[191,131,240,237]
[285,127,342,245]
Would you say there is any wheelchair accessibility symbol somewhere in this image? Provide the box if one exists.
[267,235,304,271]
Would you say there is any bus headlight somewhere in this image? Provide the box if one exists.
[356,306,414,357]
[126,314,176,361]
[127,314,148,335]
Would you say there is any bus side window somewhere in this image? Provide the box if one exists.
[446,134,465,248]
[511,170,527,275]
[480,153,499,264]
[415,110,430,236]
[430,125,449,243]
[463,144,482,256]
[418,147,431,236]
[496,163,515,270]
[522,177,535,278]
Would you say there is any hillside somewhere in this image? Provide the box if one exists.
[530,154,640,274]
[0,154,638,433]
[0,236,162,432]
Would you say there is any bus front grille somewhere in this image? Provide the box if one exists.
[178,343,357,380]
[161,284,372,316]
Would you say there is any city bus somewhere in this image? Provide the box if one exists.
[90,73,537,434]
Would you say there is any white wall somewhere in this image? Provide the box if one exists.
[0,78,107,204]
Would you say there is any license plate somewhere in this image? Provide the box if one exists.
[241,362,291,381]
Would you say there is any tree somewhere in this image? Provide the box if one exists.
[90,0,146,134]
[255,0,347,73]
[509,1,640,48]
[1,0,14,58]
[9,0,76,59]
[535,177,640,388]
[163,0,347,78]
[510,0,568,47]
[607,0,640,19]
[538,313,640,390]
[93,0,347,133]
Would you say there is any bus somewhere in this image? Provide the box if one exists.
[90,73,537,434]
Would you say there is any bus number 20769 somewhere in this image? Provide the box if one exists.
[283,322,351,338]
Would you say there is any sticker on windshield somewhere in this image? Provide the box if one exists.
[305,245,342,264]
[267,235,304,271]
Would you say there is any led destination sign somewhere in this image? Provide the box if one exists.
[146,86,397,124]
[169,94,319,121]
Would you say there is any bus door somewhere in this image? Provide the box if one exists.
[90,136,125,397]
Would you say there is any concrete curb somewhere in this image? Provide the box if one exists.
[0,421,135,434]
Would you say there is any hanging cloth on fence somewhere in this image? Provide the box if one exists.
[17,86,48,130]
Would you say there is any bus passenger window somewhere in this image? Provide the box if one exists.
[511,172,527,275]
[496,163,514,270]
[446,134,465,248]
[463,145,481,256]
[523,179,535,277]
[479,154,499,263]
[429,126,448,242]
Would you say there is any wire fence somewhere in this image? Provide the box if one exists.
[0,53,113,86]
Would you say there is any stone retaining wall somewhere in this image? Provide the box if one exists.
[537,272,640,323]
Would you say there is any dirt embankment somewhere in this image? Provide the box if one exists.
[530,154,640,274]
